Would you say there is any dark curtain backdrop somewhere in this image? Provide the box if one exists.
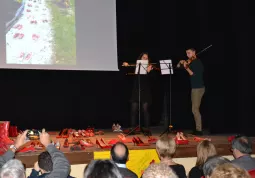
[0,0,254,135]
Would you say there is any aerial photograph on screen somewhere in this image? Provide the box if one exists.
[6,0,76,65]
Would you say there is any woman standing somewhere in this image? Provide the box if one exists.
[123,53,153,128]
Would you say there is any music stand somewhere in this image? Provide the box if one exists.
[125,60,148,136]
[159,59,174,136]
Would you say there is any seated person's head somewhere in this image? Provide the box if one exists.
[142,163,178,178]
[0,159,26,178]
[232,136,252,159]
[196,140,217,168]
[156,136,176,160]
[211,163,250,178]
[38,151,53,173]
[110,142,129,164]
[203,156,231,178]
[84,160,122,178]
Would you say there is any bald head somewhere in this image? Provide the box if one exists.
[111,142,129,164]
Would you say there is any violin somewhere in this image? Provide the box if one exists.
[122,62,160,71]
[178,55,197,69]
[185,55,196,65]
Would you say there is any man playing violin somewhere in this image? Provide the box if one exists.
[177,48,205,135]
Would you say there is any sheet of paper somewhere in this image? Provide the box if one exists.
[135,60,148,74]
[160,60,173,75]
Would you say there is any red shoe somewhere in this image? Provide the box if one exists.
[34,142,44,150]
[73,131,80,138]
[56,129,65,138]
[108,139,120,145]
[96,139,111,149]
[70,144,84,151]
[132,137,150,146]
[118,133,132,143]
[13,33,19,38]
[32,34,39,40]
[25,53,32,60]
[18,33,24,39]
[95,130,104,135]
[228,136,236,143]
[62,129,69,138]
[148,136,158,144]
[27,9,31,12]
[175,132,189,145]
[18,146,35,153]
[63,138,69,148]
[80,139,93,147]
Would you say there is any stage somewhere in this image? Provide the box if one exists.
[15,129,255,168]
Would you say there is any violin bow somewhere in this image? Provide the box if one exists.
[196,44,212,56]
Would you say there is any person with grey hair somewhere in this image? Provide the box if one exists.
[0,159,25,178]
[203,156,231,177]
[231,135,255,171]
[142,163,178,178]
[0,130,28,169]
[84,160,122,178]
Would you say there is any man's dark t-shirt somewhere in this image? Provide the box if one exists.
[189,58,204,88]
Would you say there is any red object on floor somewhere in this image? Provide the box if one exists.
[148,137,158,144]
[108,139,120,145]
[228,136,235,143]
[0,122,14,145]
[175,138,189,145]
[18,146,35,153]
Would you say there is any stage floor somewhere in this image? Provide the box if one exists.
[15,129,255,168]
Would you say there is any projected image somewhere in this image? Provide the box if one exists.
[6,0,76,65]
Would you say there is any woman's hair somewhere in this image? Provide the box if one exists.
[143,163,178,178]
[84,160,122,178]
[211,163,250,178]
[137,52,150,61]
[196,140,217,168]
[156,136,176,159]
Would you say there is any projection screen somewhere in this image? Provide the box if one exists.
[0,0,118,71]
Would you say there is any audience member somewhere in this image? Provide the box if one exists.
[203,156,231,178]
[35,130,70,178]
[84,160,122,178]
[189,140,217,178]
[156,136,186,178]
[0,130,28,168]
[110,142,137,178]
[0,159,25,178]
[231,135,255,171]
[28,151,73,178]
[211,163,250,178]
[142,163,178,178]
